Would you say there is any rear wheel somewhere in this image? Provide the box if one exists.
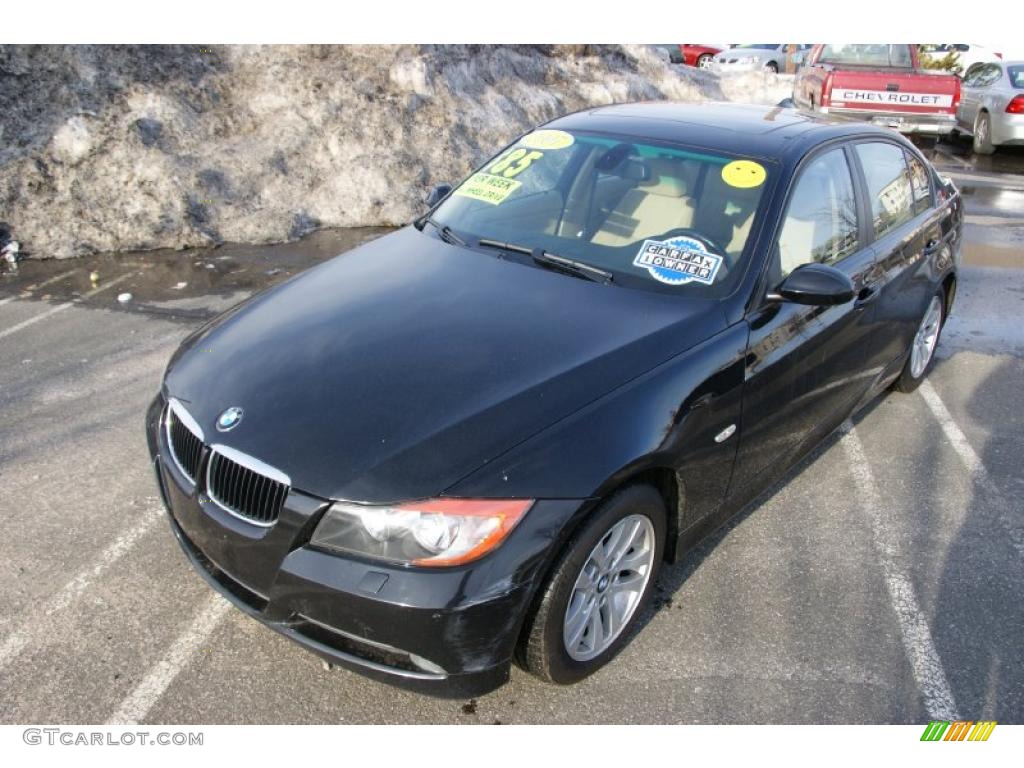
[697,53,713,70]
[894,290,945,393]
[519,485,666,684]
[764,61,779,73]
[973,112,996,155]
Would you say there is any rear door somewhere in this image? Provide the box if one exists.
[727,144,879,506]
[850,141,948,377]
[959,63,1002,130]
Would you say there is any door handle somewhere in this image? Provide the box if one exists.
[855,284,879,307]
[923,238,942,256]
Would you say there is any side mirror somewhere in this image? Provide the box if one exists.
[424,182,453,209]
[768,263,855,306]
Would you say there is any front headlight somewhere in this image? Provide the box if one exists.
[310,498,534,567]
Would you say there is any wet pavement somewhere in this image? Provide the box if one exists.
[0,140,1022,725]
[0,227,394,323]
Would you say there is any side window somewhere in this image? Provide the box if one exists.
[905,151,933,216]
[962,63,986,86]
[855,142,914,238]
[976,64,1002,87]
[776,148,860,278]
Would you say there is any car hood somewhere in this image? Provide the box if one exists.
[165,226,726,502]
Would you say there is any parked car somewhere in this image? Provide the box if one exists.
[956,61,1024,154]
[679,44,725,69]
[920,44,1003,76]
[793,44,961,138]
[149,103,962,697]
[712,44,810,73]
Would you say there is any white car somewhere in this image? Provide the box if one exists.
[711,44,811,74]
[956,61,1024,154]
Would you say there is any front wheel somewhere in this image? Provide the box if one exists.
[764,61,779,73]
[894,290,945,393]
[518,485,666,684]
[697,53,713,70]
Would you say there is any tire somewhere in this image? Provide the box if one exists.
[894,289,945,393]
[697,53,713,70]
[973,112,996,155]
[519,484,667,685]
[764,61,779,73]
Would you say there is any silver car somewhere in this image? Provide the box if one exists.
[956,60,1024,154]
[711,44,810,74]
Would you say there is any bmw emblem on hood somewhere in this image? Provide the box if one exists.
[216,407,244,432]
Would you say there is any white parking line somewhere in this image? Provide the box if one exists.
[919,380,1024,559]
[933,145,972,171]
[107,594,231,725]
[26,268,80,291]
[0,508,162,672]
[840,423,960,721]
[0,272,133,342]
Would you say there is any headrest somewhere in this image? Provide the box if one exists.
[640,160,690,198]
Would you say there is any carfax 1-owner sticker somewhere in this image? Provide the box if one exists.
[633,237,723,286]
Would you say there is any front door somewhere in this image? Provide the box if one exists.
[727,144,879,507]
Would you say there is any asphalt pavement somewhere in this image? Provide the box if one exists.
[0,142,1022,724]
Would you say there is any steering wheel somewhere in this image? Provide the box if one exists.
[649,228,733,271]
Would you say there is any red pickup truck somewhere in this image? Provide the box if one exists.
[793,44,961,137]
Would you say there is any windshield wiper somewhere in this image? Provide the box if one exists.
[532,251,613,284]
[417,216,466,246]
[477,237,534,257]
[476,238,612,283]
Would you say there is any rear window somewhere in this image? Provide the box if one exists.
[819,44,913,68]
[1010,66,1024,89]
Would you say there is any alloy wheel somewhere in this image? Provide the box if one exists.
[562,514,656,661]
[910,295,943,378]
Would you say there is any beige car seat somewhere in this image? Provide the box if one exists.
[591,159,697,246]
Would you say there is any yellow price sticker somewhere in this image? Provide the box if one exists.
[487,147,544,179]
[721,160,767,189]
[453,173,522,205]
[519,129,575,150]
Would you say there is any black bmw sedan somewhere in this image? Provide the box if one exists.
[146,102,962,697]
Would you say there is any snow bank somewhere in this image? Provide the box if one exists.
[0,45,793,259]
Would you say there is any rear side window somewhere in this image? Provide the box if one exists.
[905,151,933,216]
[855,142,914,238]
[972,64,1003,87]
[776,148,859,277]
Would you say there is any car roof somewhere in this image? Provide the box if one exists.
[545,102,897,164]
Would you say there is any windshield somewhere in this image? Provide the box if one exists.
[736,44,779,50]
[430,129,773,296]
[818,44,913,68]
[1010,66,1024,89]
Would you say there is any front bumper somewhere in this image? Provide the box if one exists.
[146,393,584,697]
[710,60,762,73]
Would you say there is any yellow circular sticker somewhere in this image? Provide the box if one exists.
[519,129,575,151]
[721,160,766,189]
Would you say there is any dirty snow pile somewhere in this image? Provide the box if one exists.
[0,45,793,259]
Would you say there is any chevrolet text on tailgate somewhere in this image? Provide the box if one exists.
[793,44,960,136]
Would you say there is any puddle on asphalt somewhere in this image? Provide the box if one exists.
[0,227,395,323]
[958,185,1024,215]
